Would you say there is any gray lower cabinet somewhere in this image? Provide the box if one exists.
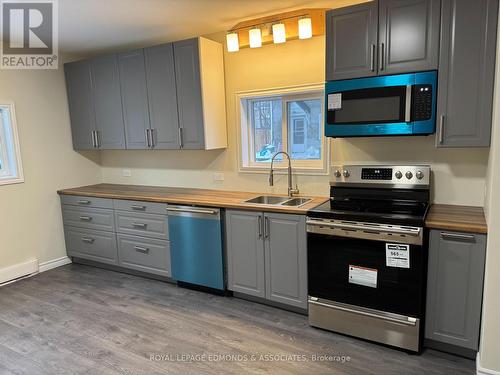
[436,0,499,147]
[326,0,440,80]
[64,226,118,265]
[118,49,151,149]
[425,230,487,355]
[226,210,307,309]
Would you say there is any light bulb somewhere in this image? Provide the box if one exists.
[272,23,286,44]
[249,28,262,48]
[226,32,239,52]
[298,18,312,39]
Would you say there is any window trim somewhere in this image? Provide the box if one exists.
[235,83,329,175]
[0,102,24,186]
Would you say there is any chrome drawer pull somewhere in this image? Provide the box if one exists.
[81,237,95,244]
[134,246,149,254]
[78,200,91,205]
[131,205,147,211]
[132,222,147,229]
[79,216,92,221]
[440,232,475,241]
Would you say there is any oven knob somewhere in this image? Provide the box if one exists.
[343,170,350,178]
[395,171,403,179]
[416,171,424,180]
[334,169,342,178]
[406,171,413,180]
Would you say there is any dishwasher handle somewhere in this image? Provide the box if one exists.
[166,206,219,216]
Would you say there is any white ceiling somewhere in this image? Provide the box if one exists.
[58,0,364,57]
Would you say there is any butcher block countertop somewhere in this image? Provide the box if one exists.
[57,183,328,214]
[425,204,487,234]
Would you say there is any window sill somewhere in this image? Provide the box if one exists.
[238,166,329,176]
[0,176,24,186]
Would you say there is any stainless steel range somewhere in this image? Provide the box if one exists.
[306,165,431,352]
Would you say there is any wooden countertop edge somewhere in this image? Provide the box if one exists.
[424,221,488,234]
[425,204,487,234]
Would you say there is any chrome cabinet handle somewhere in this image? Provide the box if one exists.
[132,222,147,229]
[131,205,146,211]
[145,129,150,148]
[150,128,155,148]
[134,246,149,254]
[91,131,97,148]
[258,216,263,238]
[379,43,385,71]
[370,44,375,71]
[95,130,100,148]
[78,200,91,205]
[264,217,270,239]
[440,232,475,241]
[178,127,183,148]
[81,237,95,244]
[79,216,92,221]
[438,115,445,144]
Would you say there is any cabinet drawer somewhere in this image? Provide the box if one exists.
[117,234,171,277]
[113,199,167,215]
[62,206,115,232]
[115,211,168,239]
[64,227,118,265]
[60,195,113,209]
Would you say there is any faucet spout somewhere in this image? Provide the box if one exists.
[269,151,299,197]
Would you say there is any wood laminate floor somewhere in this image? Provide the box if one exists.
[0,264,475,375]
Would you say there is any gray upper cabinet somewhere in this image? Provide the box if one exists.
[436,0,499,148]
[173,38,205,149]
[378,0,440,74]
[91,55,126,149]
[118,49,151,149]
[64,60,95,150]
[326,0,440,80]
[226,210,266,298]
[425,230,487,355]
[264,213,307,309]
[326,2,378,81]
[144,43,180,149]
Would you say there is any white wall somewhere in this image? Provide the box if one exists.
[100,35,489,206]
[0,63,102,269]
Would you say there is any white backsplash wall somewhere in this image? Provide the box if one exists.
[100,35,489,207]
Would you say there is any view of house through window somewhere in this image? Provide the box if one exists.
[241,88,325,171]
[0,104,24,185]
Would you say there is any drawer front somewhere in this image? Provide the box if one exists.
[115,211,168,239]
[117,234,171,277]
[60,195,113,209]
[64,227,118,265]
[113,199,167,215]
[62,206,115,232]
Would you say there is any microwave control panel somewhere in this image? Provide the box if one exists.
[412,84,433,121]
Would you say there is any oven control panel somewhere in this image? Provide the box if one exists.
[331,165,430,187]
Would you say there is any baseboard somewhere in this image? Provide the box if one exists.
[477,352,500,375]
[0,258,38,285]
[39,256,72,273]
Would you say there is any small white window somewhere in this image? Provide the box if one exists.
[0,103,24,185]
[237,85,328,173]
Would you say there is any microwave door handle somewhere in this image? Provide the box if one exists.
[405,85,412,123]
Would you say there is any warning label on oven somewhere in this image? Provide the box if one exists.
[348,265,377,288]
[386,244,410,268]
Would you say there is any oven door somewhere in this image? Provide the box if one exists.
[307,229,425,318]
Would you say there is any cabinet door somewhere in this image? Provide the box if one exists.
[91,54,126,149]
[225,210,265,298]
[378,0,440,75]
[326,3,378,81]
[64,60,95,150]
[436,0,498,147]
[425,230,486,351]
[145,43,180,149]
[264,213,307,309]
[118,49,151,149]
[173,38,205,149]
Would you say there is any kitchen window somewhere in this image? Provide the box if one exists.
[0,103,24,185]
[238,85,327,173]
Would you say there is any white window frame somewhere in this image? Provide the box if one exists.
[236,84,328,175]
[0,102,24,186]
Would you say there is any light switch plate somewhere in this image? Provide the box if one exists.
[213,172,224,181]
[122,169,132,177]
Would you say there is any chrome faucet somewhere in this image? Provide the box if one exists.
[269,151,299,197]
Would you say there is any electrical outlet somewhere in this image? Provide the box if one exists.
[213,172,224,182]
[122,169,132,177]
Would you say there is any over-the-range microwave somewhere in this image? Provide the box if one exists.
[325,71,437,137]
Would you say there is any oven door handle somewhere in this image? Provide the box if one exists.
[308,299,417,326]
[306,219,421,237]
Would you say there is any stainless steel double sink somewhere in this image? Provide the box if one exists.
[243,195,312,207]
